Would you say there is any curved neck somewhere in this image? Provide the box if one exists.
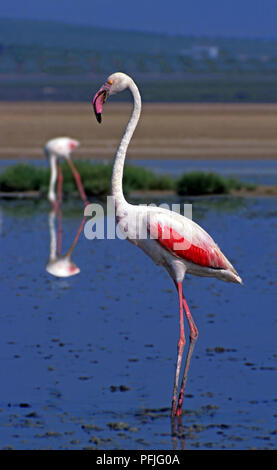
[111,80,141,204]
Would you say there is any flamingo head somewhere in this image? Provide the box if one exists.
[45,137,80,159]
[92,72,132,123]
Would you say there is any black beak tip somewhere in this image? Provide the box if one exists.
[96,113,102,124]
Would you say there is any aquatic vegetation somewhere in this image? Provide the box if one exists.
[176,171,251,196]
[0,161,257,197]
[123,164,175,192]
[0,163,48,192]
[0,161,174,196]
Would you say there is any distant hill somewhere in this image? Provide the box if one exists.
[0,18,277,102]
[0,18,170,53]
[1,17,277,57]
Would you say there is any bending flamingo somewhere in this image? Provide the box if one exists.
[45,137,88,209]
[92,72,242,418]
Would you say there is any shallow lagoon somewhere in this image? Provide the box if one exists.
[0,194,277,450]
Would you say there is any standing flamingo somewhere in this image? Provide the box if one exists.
[92,72,242,418]
[45,137,89,209]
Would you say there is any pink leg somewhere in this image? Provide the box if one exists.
[171,415,186,450]
[171,282,185,418]
[67,159,89,207]
[176,294,198,417]
[67,216,86,258]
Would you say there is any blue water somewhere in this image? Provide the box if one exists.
[0,195,277,449]
[1,158,277,186]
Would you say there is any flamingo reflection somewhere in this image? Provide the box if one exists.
[46,207,85,278]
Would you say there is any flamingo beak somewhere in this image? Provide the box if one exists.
[92,82,112,123]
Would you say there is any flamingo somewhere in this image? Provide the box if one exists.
[44,137,89,209]
[92,72,242,418]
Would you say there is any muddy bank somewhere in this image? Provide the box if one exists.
[1,102,277,160]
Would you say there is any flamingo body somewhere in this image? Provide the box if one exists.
[114,202,241,284]
[45,137,88,208]
[45,137,79,159]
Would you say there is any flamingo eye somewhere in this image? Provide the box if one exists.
[108,79,113,85]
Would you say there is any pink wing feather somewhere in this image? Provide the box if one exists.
[147,212,231,270]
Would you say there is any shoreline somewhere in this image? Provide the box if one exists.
[1,151,277,161]
[1,186,277,201]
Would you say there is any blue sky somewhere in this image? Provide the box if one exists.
[0,0,276,37]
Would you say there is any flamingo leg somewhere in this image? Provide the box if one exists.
[57,162,63,207]
[171,404,186,449]
[176,293,198,417]
[57,207,63,256]
[66,216,86,258]
[67,158,89,207]
[171,282,185,418]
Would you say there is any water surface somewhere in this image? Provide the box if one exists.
[0,195,276,449]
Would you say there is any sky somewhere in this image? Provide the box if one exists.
[0,0,277,38]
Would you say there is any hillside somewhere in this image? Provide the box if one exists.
[0,18,277,102]
[1,18,277,56]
